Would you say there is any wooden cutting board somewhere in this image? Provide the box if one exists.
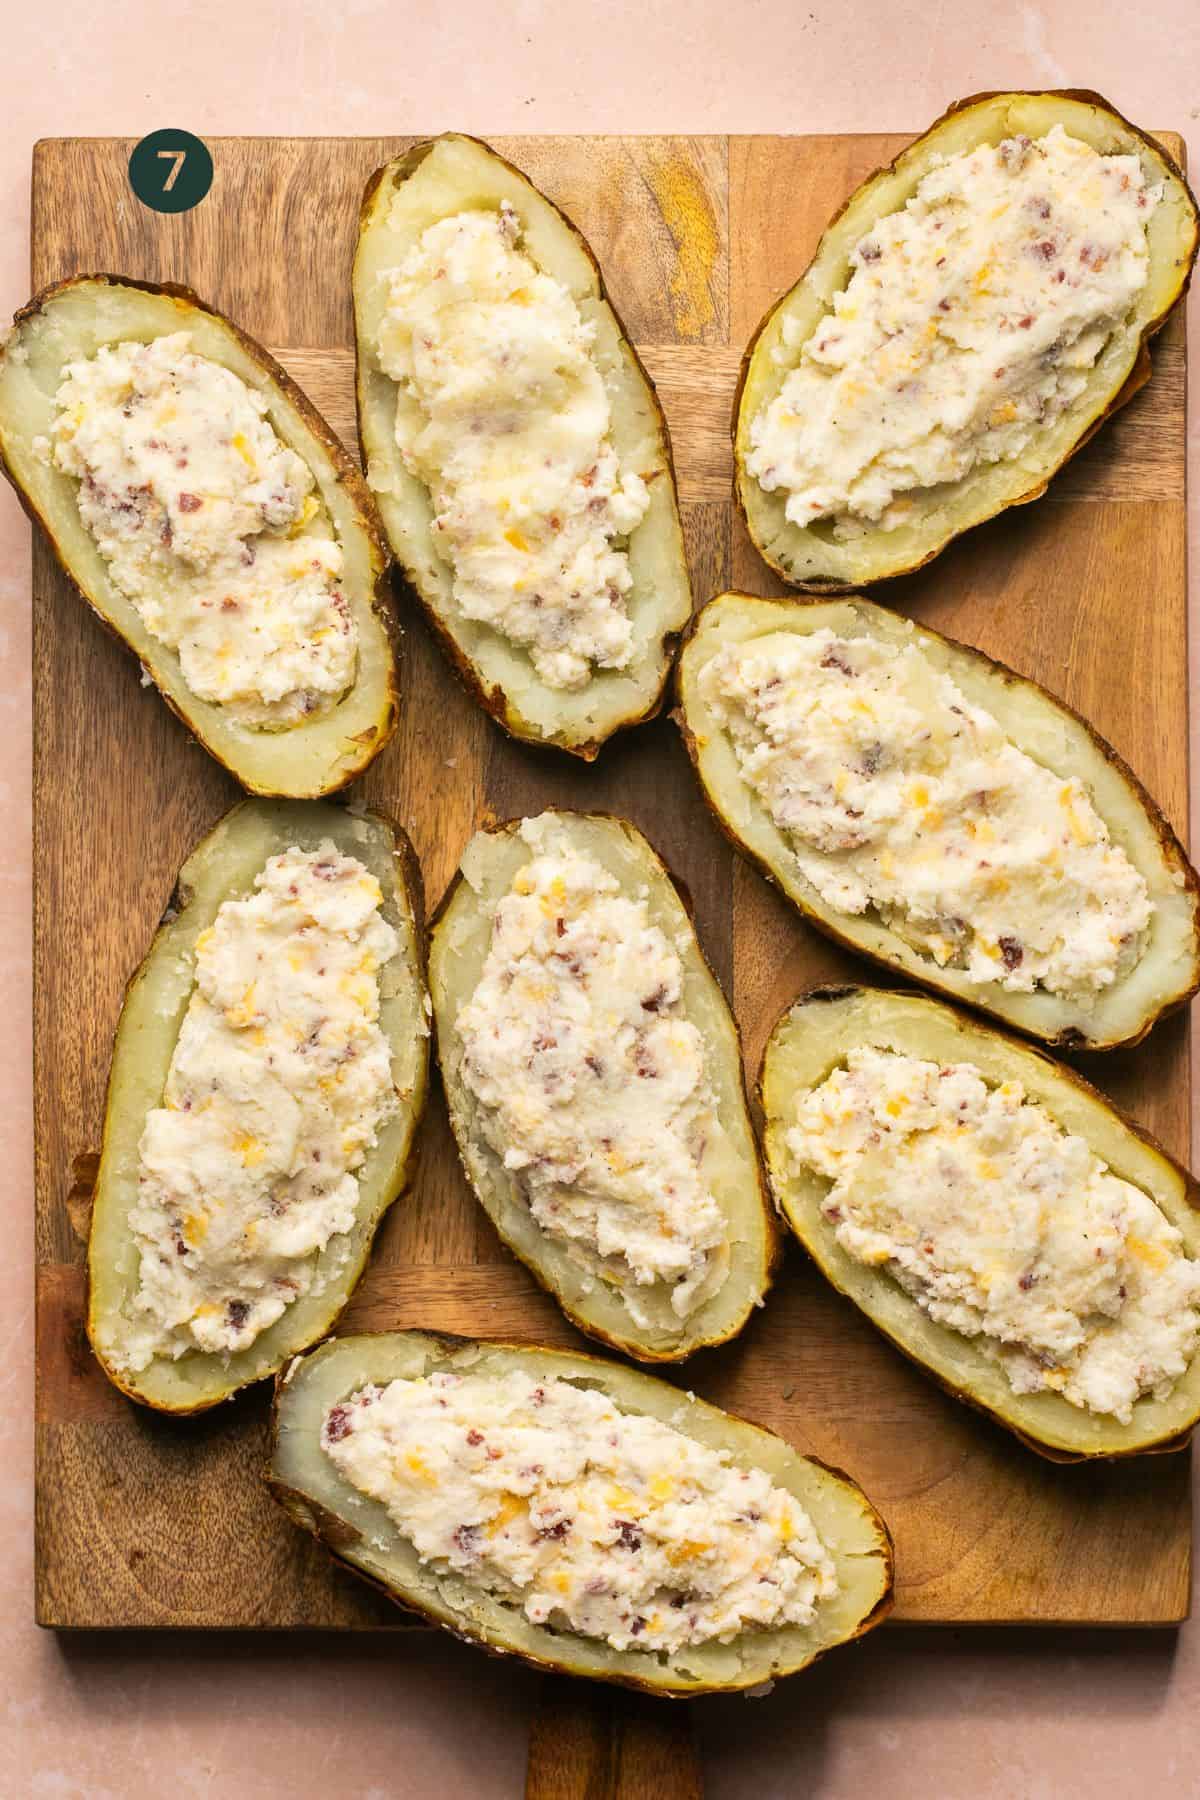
[31,132,1191,1633]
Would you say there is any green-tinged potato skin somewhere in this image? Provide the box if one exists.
[674,591,1200,1051]
[760,984,1200,1461]
[0,275,399,795]
[85,799,430,1413]
[428,811,778,1361]
[734,91,1198,591]
[354,135,692,758]
[268,1331,893,1694]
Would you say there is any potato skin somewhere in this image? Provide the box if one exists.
[674,590,1200,1052]
[760,983,1200,1461]
[268,1330,895,1693]
[354,135,691,759]
[733,90,1199,591]
[428,812,780,1362]
[2,274,400,794]
[85,799,429,1414]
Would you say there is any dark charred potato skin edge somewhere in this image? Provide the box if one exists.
[265,1329,894,1694]
[83,797,430,1415]
[427,811,782,1361]
[731,90,1200,593]
[672,591,1200,1051]
[354,135,691,762]
[1,273,401,794]
[759,982,1200,1462]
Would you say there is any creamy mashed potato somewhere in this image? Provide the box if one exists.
[454,817,729,1322]
[699,627,1152,1002]
[322,1366,837,1653]
[46,333,356,725]
[118,844,398,1370]
[375,204,649,689]
[787,1046,1200,1421]
[747,127,1160,532]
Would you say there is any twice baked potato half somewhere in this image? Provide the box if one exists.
[676,592,1200,1050]
[734,90,1198,589]
[87,799,429,1413]
[354,133,691,757]
[429,811,776,1360]
[761,985,1200,1460]
[0,275,398,794]
[269,1331,893,1693]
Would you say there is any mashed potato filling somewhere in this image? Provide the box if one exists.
[787,1046,1200,1421]
[46,333,356,725]
[454,818,728,1322]
[375,204,649,690]
[747,126,1160,532]
[699,628,1152,1002]
[119,844,398,1371]
[322,1367,837,1653]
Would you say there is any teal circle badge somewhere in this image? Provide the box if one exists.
[128,130,213,214]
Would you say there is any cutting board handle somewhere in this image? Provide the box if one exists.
[525,1678,702,1798]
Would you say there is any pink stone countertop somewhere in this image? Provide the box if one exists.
[3,4,1200,1795]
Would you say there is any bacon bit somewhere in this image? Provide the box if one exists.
[537,1519,572,1541]
[532,1032,558,1053]
[324,1405,353,1442]
[220,597,240,612]
[555,917,566,938]
[466,1429,484,1446]
[629,1618,645,1636]
[937,298,951,312]
[1031,240,1057,262]
[820,649,854,676]
[226,1299,250,1330]
[178,492,202,512]
[615,1520,642,1552]
[1018,1271,1037,1292]
[1018,315,1034,330]
[584,1054,604,1077]
[531,1386,546,1407]
[998,935,1024,971]
[641,984,669,1013]
[452,1523,481,1556]
[487,1447,503,1461]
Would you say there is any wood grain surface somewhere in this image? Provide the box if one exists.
[31,132,1192,1636]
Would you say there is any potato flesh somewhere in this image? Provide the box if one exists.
[762,987,1200,1457]
[354,135,691,751]
[0,279,396,794]
[270,1334,892,1692]
[677,593,1199,1048]
[429,813,773,1358]
[735,93,1199,588]
[86,800,429,1411]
